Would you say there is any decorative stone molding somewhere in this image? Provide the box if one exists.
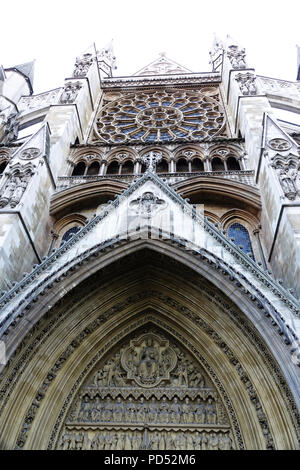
[268,138,292,152]
[19,147,41,161]
[235,72,257,96]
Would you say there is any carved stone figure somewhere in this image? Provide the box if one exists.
[136,397,147,422]
[182,397,193,423]
[102,397,113,421]
[60,81,82,104]
[125,397,136,422]
[79,395,90,420]
[194,398,206,424]
[194,432,202,450]
[1,112,19,143]
[169,397,181,423]
[235,72,257,95]
[206,398,217,424]
[279,169,298,200]
[158,396,169,423]
[219,434,232,450]
[227,45,247,69]
[150,432,160,450]
[148,397,158,423]
[73,53,93,77]
[113,397,124,422]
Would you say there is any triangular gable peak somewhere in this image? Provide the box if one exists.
[0,170,299,350]
[133,53,194,76]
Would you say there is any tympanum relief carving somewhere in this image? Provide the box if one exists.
[58,329,235,450]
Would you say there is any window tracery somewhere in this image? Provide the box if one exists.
[94,90,225,144]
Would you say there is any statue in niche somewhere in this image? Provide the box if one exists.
[121,333,176,387]
[219,434,232,450]
[102,397,113,421]
[116,433,125,450]
[194,398,206,424]
[113,396,124,422]
[148,397,158,423]
[186,433,194,450]
[150,432,160,450]
[136,397,147,422]
[169,397,181,424]
[206,398,217,424]
[125,397,136,422]
[158,396,169,423]
[124,433,132,450]
[194,432,202,451]
[208,432,219,450]
[91,432,103,450]
[165,433,175,450]
[201,433,208,450]
[0,174,30,209]
[132,432,142,450]
[79,395,90,421]
[182,397,193,423]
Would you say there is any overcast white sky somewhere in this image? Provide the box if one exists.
[1,0,300,94]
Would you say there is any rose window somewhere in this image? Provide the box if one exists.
[94,90,225,144]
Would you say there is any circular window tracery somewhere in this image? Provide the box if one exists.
[95,90,225,144]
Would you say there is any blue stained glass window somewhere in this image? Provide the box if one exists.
[228,223,255,260]
[61,226,81,246]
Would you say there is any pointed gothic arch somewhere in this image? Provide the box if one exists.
[0,242,299,450]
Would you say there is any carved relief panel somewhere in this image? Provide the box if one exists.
[58,328,235,450]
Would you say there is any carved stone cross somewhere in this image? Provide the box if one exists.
[141,151,162,172]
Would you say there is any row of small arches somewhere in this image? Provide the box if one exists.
[71,156,241,176]
[60,222,255,260]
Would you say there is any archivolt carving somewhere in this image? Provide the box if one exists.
[0,252,299,450]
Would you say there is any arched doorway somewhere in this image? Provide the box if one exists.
[0,246,299,450]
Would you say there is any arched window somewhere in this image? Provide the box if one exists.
[228,222,255,260]
[72,161,86,176]
[0,161,8,175]
[156,159,169,173]
[121,160,134,174]
[176,158,189,173]
[211,157,225,171]
[86,161,100,176]
[106,160,119,174]
[60,226,81,246]
[227,157,240,171]
[191,158,204,172]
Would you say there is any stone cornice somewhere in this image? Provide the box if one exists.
[101,72,221,90]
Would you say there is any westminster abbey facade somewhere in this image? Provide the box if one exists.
[0,38,299,450]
